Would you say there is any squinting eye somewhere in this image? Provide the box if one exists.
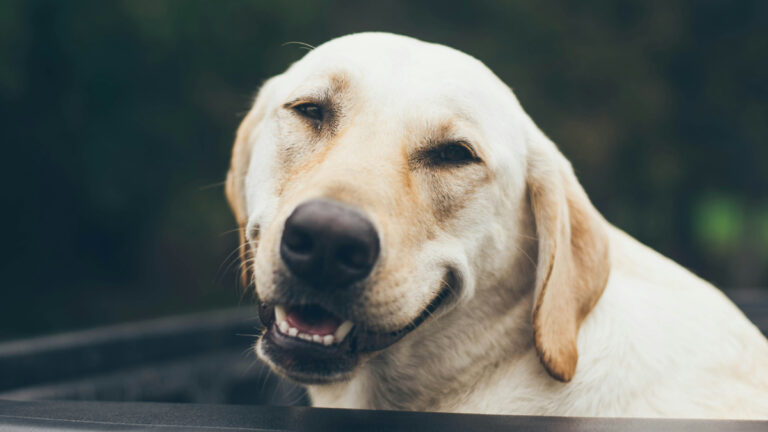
[433,143,477,165]
[293,103,323,121]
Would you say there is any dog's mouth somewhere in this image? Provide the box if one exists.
[257,271,456,384]
[274,304,355,347]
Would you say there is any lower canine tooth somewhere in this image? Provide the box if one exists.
[278,321,289,334]
[334,320,355,342]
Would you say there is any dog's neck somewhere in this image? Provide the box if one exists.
[307,251,538,411]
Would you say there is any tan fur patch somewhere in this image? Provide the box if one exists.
[405,121,492,225]
[274,72,356,198]
[527,149,611,382]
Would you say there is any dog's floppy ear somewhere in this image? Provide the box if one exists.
[225,79,277,288]
[526,143,611,382]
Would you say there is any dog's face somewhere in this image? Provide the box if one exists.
[227,33,610,385]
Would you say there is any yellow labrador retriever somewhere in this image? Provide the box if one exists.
[225,33,768,418]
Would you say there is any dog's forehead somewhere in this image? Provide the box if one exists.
[250,33,530,187]
[282,33,507,113]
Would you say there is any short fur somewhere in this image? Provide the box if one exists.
[226,33,768,418]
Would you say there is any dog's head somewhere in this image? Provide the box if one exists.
[226,33,610,384]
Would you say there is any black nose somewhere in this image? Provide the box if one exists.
[280,199,380,288]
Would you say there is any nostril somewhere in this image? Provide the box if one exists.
[283,228,314,255]
[336,243,372,271]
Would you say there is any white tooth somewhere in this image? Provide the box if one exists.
[274,305,286,323]
[299,333,312,341]
[323,335,334,346]
[288,327,298,337]
[312,334,322,343]
[278,321,289,334]
[334,320,355,342]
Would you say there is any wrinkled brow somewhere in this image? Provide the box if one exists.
[414,114,479,148]
[284,71,352,106]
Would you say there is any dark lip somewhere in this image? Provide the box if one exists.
[261,324,359,385]
[353,278,453,352]
[256,269,458,382]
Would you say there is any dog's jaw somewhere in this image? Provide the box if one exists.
[306,268,538,411]
[254,269,459,385]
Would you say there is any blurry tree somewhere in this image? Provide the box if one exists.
[0,0,765,340]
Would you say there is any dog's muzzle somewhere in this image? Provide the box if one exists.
[257,198,453,384]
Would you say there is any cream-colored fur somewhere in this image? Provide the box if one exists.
[226,32,768,418]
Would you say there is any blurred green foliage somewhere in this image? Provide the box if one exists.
[693,194,743,254]
[1,0,766,340]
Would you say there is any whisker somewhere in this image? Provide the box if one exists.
[236,333,262,338]
[217,243,249,279]
[282,40,315,51]
[512,244,537,269]
[218,228,243,237]
[198,181,226,191]
[214,242,253,289]
[283,382,308,406]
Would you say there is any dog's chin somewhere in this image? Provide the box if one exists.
[255,271,456,385]
[257,325,360,384]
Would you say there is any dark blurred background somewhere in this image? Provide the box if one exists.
[1,0,766,341]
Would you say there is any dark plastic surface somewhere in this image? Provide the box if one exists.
[0,307,307,405]
[0,399,766,432]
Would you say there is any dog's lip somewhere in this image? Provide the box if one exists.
[257,269,458,354]
[257,270,457,383]
[353,279,453,351]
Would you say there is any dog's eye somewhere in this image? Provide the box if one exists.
[430,142,478,165]
[292,102,324,122]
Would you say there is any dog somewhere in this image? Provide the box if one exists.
[225,33,768,418]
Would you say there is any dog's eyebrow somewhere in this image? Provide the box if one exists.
[282,88,331,109]
[283,71,351,108]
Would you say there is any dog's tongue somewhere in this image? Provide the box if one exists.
[286,305,342,335]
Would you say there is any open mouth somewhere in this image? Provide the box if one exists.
[274,304,355,346]
[257,271,457,384]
